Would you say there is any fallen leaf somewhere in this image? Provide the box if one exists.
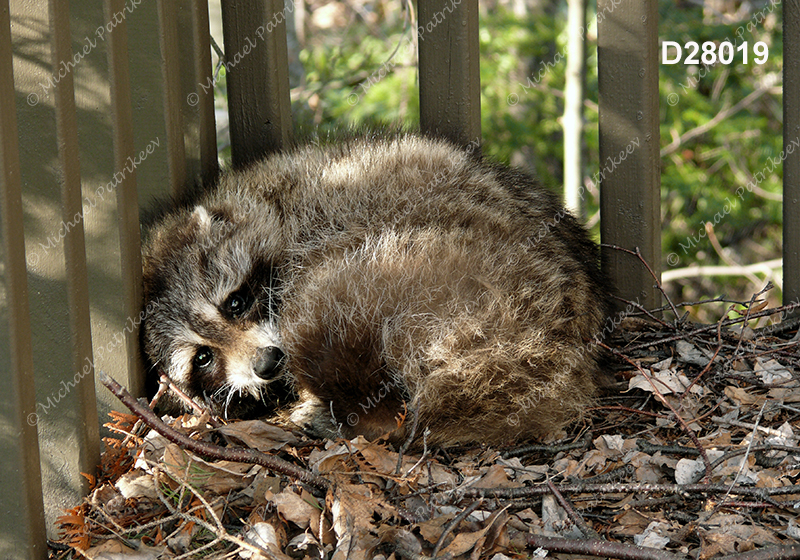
[217,420,298,452]
[629,367,703,396]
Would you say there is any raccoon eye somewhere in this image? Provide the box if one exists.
[193,346,214,369]
[224,290,253,319]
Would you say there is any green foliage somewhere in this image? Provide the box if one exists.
[216,0,785,313]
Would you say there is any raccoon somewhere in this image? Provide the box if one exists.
[141,133,612,447]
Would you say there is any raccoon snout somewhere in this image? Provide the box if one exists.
[254,346,285,379]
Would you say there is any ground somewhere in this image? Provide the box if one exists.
[53,296,800,560]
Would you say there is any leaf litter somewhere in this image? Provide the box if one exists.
[55,294,800,560]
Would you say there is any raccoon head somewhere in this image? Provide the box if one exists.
[141,204,287,417]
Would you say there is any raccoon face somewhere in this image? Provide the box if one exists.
[142,205,286,416]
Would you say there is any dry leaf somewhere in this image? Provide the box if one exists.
[754,358,793,385]
[240,522,292,560]
[268,487,322,530]
[628,366,703,395]
[724,386,767,407]
[633,521,671,549]
[218,420,298,452]
[676,340,716,366]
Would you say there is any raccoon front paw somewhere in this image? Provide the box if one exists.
[289,398,341,441]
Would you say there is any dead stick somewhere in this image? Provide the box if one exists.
[621,301,800,353]
[546,478,601,540]
[460,482,800,500]
[526,535,685,560]
[602,244,681,321]
[97,370,330,490]
[719,544,800,560]
[597,342,714,483]
[432,498,483,558]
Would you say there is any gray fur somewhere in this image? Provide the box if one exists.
[141,134,612,446]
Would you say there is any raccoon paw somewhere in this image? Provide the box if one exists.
[289,398,341,441]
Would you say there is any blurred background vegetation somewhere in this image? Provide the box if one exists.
[210,0,783,322]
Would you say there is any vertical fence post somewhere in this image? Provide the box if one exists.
[9,0,100,535]
[220,0,292,168]
[417,0,481,148]
[784,0,800,311]
[103,0,144,399]
[191,0,219,187]
[0,0,48,555]
[42,0,101,532]
[597,0,661,313]
[157,0,188,195]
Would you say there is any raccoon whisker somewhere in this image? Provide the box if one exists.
[141,134,612,447]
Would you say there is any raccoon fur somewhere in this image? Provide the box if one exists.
[141,133,612,447]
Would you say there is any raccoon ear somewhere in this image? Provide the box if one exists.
[190,205,213,235]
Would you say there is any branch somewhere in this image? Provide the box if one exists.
[96,370,330,491]
[459,481,800,500]
[719,544,800,560]
[526,535,684,560]
[546,478,601,540]
[661,77,780,157]
[526,537,800,560]
[662,259,783,284]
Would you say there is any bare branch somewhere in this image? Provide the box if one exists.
[96,370,330,490]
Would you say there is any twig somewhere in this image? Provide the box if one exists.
[395,407,420,477]
[602,245,681,322]
[610,294,673,329]
[734,284,775,356]
[598,342,714,483]
[546,478,601,540]
[620,301,800,354]
[458,481,800,500]
[637,441,700,456]
[589,406,670,420]
[711,416,791,439]
[432,499,484,558]
[97,370,330,490]
[574,464,635,485]
[661,78,779,158]
[707,444,800,474]
[526,534,685,560]
[718,544,800,560]
[403,428,430,479]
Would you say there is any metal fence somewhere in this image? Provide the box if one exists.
[0,1,796,558]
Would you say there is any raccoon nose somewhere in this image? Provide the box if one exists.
[254,346,284,379]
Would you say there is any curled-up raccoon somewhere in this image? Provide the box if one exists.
[141,133,612,447]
